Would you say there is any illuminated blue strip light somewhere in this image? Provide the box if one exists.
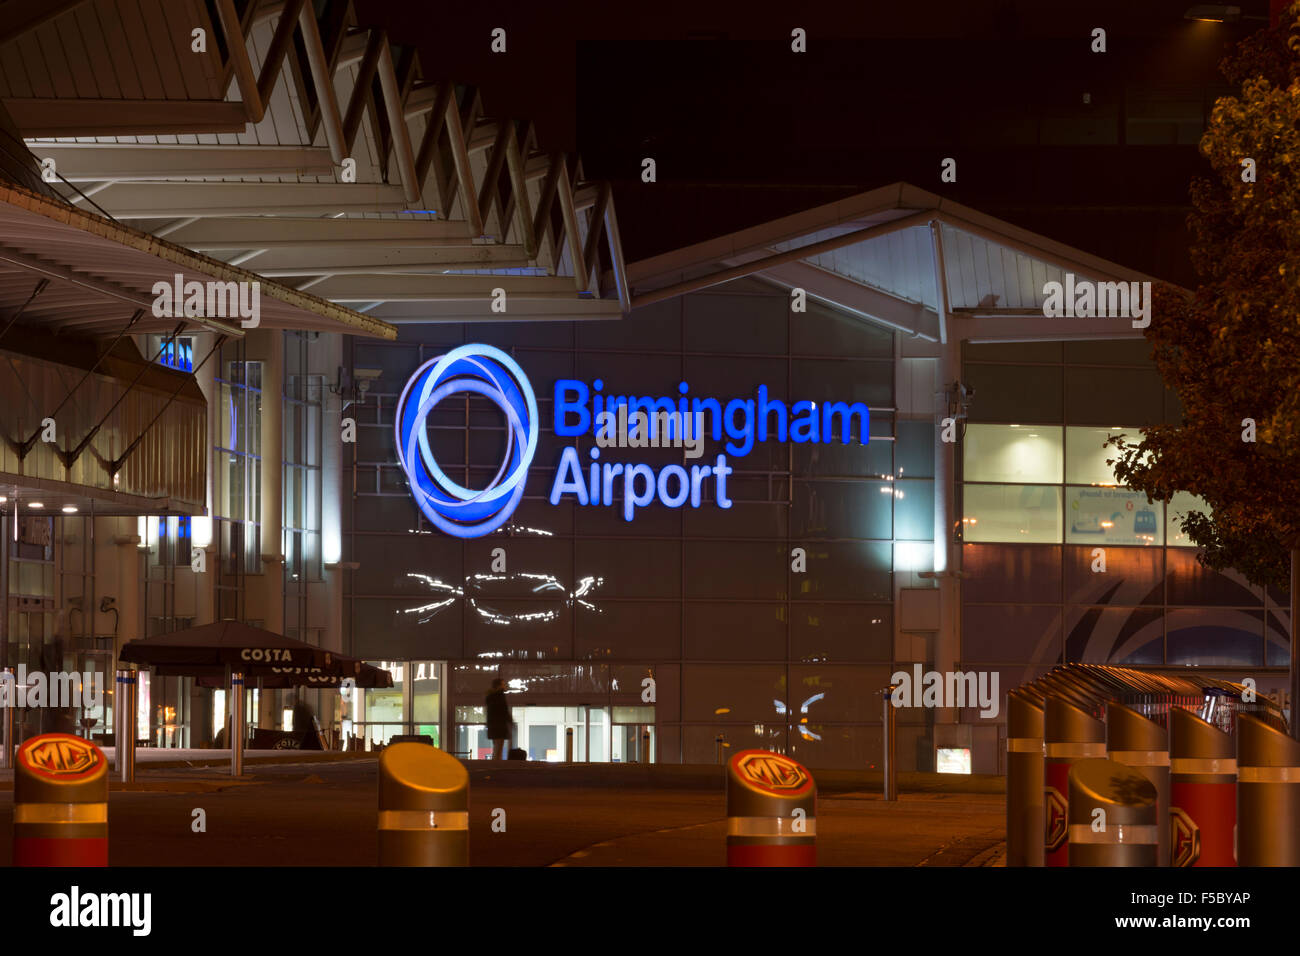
[394,344,538,539]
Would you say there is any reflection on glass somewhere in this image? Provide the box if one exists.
[962,484,1063,543]
[1064,426,1139,485]
[963,424,1063,483]
[1065,487,1162,546]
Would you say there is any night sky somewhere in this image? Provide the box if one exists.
[355,0,1270,284]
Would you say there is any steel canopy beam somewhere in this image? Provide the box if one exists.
[4,99,249,136]
[27,144,336,181]
[94,182,411,218]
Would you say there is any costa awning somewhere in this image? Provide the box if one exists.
[121,621,392,687]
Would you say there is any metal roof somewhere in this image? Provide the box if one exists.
[627,182,1180,345]
[0,180,397,338]
[2,0,628,325]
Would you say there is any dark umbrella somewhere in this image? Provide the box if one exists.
[118,620,332,673]
[118,621,392,686]
[193,657,393,689]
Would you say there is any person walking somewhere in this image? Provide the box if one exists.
[485,677,511,760]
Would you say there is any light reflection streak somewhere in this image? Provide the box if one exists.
[399,570,606,629]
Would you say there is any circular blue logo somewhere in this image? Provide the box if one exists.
[394,344,538,538]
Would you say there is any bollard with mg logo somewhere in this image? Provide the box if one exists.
[14,733,108,866]
[726,749,816,866]
[1044,696,1106,866]
[1169,707,1236,867]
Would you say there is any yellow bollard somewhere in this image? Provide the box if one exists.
[378,742,469,866]
[1236,713,1300,866]
[1067,757,1158,867]
[1006,690,1044,867]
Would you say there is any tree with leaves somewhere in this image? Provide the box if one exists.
[1109,4,1300,730]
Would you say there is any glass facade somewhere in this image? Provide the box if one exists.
[284,331,324,645]
[959,342,1284,691]
[343,277,917,766]
[0,278,1279,771]
[215,340,263,622]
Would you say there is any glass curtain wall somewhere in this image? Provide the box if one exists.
[214,339,262,622]
[343,277,911,767]
[284,331,323,645]
[959,340,1285,687]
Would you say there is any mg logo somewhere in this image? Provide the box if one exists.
[1171,807,1201,867]
[734,750,812,795]
[20,734,104,778]
[1045,786,1068,851]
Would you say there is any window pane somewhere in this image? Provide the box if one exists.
[1064,545,1163,605]
[1065,366,1162,425]
[1064,606,1164,664]
[966,341,1062,363]
[963,604,1062,665]
[962,544,1062,604]
[795,541,891,602]
[1166,608,1264,666]
[965,364,1062,423]
[792,299,893,358]
[1166,549,1262,607]
[893,480,934,540]
[792,480,892,539]
[790,604,891,662]
[685,602,785,660]
[1065,487,1162,546]
[962,484,1062,543]
[1065,426,1139,485]
[963,424,1063,483]
[896,420,934,479]
[684,292,788,354]
[682,664,786,722]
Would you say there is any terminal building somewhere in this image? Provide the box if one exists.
[0,0,1284,771]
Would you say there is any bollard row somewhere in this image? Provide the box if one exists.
[1007,692,1300,866]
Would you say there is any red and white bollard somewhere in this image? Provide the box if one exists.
[1169,707,1236,867]
[726,749,816,866]
[1044,696,1106,866]
[13,733,108,866]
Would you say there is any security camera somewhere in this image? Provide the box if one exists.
[354,367,382,397]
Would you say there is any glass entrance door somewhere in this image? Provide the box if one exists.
[611,707,656,763]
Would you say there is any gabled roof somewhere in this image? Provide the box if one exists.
[627,183,1180,344]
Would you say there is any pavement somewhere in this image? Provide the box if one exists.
[0,754,1008,866]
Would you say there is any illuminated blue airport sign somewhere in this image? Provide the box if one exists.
[396,346,871,538]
